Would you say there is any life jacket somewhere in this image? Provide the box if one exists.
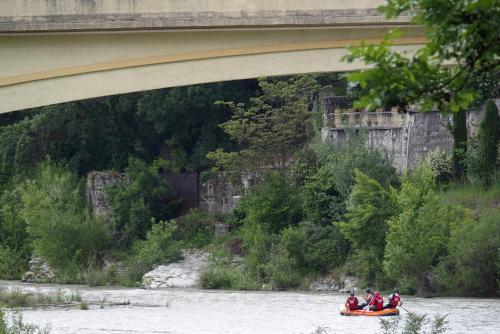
[390,293,400,307]
[346,296,358,310]
[371,292,383,310]
[374,296,384,310]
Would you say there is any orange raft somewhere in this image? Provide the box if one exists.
[339,304,399,316]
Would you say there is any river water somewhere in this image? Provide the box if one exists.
[1,281,499,334]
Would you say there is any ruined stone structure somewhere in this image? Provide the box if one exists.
[320,96,499,173]
[321,108,454,172]
[86,171,129,222]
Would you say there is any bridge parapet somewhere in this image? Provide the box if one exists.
[0,0,411,33]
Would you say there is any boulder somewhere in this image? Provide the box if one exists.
[142,250,208,289]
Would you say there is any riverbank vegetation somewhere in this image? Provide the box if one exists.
[0,289,83,309]
[0,63,497,298]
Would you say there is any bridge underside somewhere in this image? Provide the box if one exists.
[0,26,423,113]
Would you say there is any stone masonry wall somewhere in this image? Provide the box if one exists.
[321,98,500,173]
[86,171,129,222]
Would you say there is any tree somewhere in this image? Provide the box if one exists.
[20,161,108,275]
[107,158,182,247]
[479,100,500,187]
[343,0,499,113]
[338,170,396,259]
[343,0,499,177]
[383,168,461,294]
[208,76,319,173]
[437,211,499,297]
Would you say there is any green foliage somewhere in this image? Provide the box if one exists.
[0,80,258,184]
[173,209,214,248]
[20,161,108,276]
[344,0,499,112]
[0,185,31,279]
[280,221,348,272]
[0,246,26,280]
[305,134,396,222]
[133,220,182,268]
[437,210,500,296]
[339,170,396,256]
[239,172,302,234]
[451,110,468,178]
[423,149,453,183]
[107,157,182,247]
[383,168,462,294]
[479,101,500,187]
[199,253,253,290]
[208,76,319,172]
[337,170,396,285]
[0,310,50,334]
[0,309,5,334]
[266,246,303,290]
[379,312,448,334]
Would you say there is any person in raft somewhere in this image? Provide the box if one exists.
[384,289,402,309]
[358,288,374,309]
[367,291,384,311]
[345,291,359,310]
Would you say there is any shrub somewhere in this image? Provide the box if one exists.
[306,134,396,222]
[280,221,348,273]
[383,168,462,295]
[423,148,453,183]
[338,170,396,258]
[0,309,50,334]
[266,246,302,290]
[238,172,302,233]
[0,186,31,280]
[379,312,448,334]
[20,161,108,277]
[133,220,182,268]
[107,157,182,247]
[241,223,276,281]
[437,210,500,296]
[173,209,214,248]
[200,255,247,289]
[0,246,26,280]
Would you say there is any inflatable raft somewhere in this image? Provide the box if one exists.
[339,304,399,316]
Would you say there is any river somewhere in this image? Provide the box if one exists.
[1,281,499,334]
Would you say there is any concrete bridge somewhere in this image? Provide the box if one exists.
[0,0,425,113]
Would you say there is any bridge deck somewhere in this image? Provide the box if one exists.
[0,0,410,33]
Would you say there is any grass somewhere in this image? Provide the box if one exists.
[0,289,86,309]
[438,180,500,211]
[79,301,89,310]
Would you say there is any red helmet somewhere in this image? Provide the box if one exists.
[374,291,380,297]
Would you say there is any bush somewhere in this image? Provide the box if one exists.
[238,172,302,234]
[0,309,50,334]
[241,223,276,281]
[0,246,26,280]
[133,220,182,268]
[200,255,247,289]
[379,312,448,334]
[107,157,182,247]
[173,209,214,248]
[20,161,108,277]
[306,134,396,222]
[266,246,302,290]
[383,168,462,295]
[437,210,499,296]
[0,187,31,280]
[423,148,453,183]
[280,221,348,273]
